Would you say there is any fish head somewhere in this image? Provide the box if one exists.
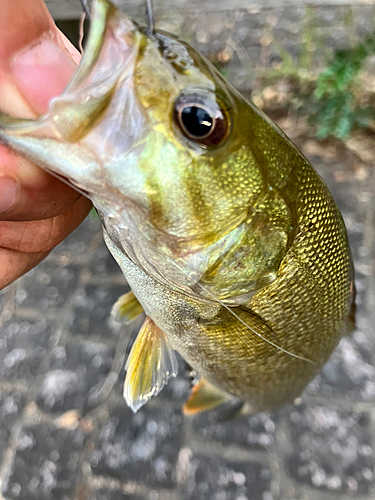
[129,30,264,247]
[0,0,287,296]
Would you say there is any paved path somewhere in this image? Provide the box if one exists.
[52,1,375,94]
[46,0,375,20]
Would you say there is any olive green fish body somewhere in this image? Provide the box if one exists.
[104,107,354,413]
[0,0,354,413]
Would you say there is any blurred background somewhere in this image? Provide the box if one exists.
[0,0,375,499]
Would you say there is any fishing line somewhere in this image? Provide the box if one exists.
[79,0,91,18]
[79,13,86,54]
[167,259,315,365]
[78,0,91,54]
[145,0,155,35]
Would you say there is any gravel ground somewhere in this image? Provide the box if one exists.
[1,2,375,500]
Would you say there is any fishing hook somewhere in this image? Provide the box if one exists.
[145,0,155,35]
[79,0,91,18]
[80,0,155,35]
[78,0,91,53]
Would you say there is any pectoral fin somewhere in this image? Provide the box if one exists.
[111,291,144,324]
[183,377,230,415]
[124,317,178,412]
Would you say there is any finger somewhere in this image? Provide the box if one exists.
[0,0,80,115]
[0,156,82,222]
[0,0,53,64]
[0,247,49,290]
[0,0,88,221]
[11,37,78,116]
[0,195,92,253]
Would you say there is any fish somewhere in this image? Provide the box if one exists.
[0,0,355,415]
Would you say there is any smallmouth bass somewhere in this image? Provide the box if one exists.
[0,0,355,414]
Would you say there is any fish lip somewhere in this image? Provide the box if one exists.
[18,0,145,196]
[63,0,138,91]
[57,1,138,103]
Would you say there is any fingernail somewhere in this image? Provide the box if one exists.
[0,176,19,215]
[11,38,77,114]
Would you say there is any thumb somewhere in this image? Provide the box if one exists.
[0,0,86,220]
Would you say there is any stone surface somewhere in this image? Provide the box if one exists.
[2,425,85,500]
[88,492,146,500]
[287,405,374,495]
[0,318,52,384]
[178,454,273,500]
[0,392,26,464]
[67,284,128,340]
[15,261,80,313]
[307,332,375,401]
[89,240,126,276]
[37,341,116,414]
[192,411,277,451]
[90,404,183,489]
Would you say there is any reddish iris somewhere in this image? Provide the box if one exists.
[174,93,229,148]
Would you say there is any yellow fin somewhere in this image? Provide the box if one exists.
[183,377,229,415]
[124,317,178,412]
[111,291,143,324]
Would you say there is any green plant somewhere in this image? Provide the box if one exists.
[310,34,375,140]
[255,6,318,92]
[90,207,99,218]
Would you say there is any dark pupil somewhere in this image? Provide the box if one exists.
[181,106,213,137]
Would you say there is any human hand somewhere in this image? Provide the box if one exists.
[0,0,92,290]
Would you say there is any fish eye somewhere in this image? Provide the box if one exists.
[174,93,229,147]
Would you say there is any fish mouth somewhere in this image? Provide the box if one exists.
[64,0,137,100]
[0,0,147,206]
[47,0,143,162]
